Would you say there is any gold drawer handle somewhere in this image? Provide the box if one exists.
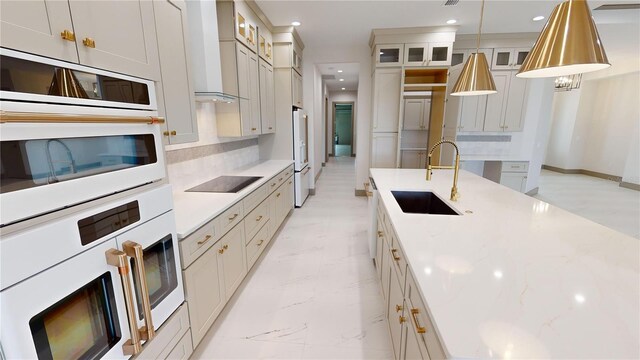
[276,193,281,197]
[197,234,212,246]
[395,304,403,313]
[228,213,238,221]
[288,181,292,185]
[122,241,155,341]
[218,247,225,254]
[61,29,75,41]
[391,248,401,261]
[82,37,96,48]
[399,316,406,324]
[223,244,229,250]
[377,231,384,237]
[257,239,264,246]
[271,182,276,187]
[252,127,257,131]
[269,127,273,129]
[410,308,427,334]
[256,215,263,222]
[279,177,283,181]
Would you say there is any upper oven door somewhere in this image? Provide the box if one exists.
[116,211,184,333]
[0,121,166,226]
[0,238,134,360]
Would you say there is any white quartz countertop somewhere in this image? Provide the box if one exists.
[370,168,639,359]
[172,160,293,239]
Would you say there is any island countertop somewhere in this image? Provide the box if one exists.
[370,168,639,359]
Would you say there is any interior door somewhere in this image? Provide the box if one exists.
[0,0,78,63]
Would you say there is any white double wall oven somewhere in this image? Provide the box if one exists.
[0,48,184,359]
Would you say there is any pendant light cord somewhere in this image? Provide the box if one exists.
[476,0,485,54]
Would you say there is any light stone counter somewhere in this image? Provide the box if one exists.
[172,160,293,239]
[370,168,639,359]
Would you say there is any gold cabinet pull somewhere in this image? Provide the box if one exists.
[288,181,292,185]
[395,304,403,313]
[252,127,257,131]
[257,239,265,246]
[60,29,75,41]
[163,131,170,136]
[82,37,96,48]
[279,177,283,181]
[377,231,384,237]
[276,192,281,197]
[223,244,229,250]
[122,241,155,341]
[197,234,212,246]
[105,249,142,355]
[391,248,401,261]
[269,127,273,129]
[256,215,263,222]
[399,316,406,324]
[228,213,238,221]
[218,247,225,254]
[170,130,177,136]
[410,308,427,334]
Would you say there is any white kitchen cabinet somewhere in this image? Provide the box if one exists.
[500,161,529,192]
[233,1,257,53]
[248,50,261,134]
[259,59,276,133]
[458,95,487,132]
[401,150,427,169]
[484,72,527,132]
[450,48,493,68]
[183,239,225,347]
[491,47,530,71]
[257,20,273,65]
[0,0,77,63]
[371,133,399,168]
[292,69,303,108]
[154,0,198,145]
[388,268,405,360]
[219,223,248,299]
[427,42,452,67]
[376,44,404,66]
[403,43,428,66]
[373,68,402,132]
[403,99,430,130]
[1,0,160,80]
[292,48,303,75]
[403,307,427,360]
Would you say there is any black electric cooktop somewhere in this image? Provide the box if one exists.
[186,176,262,193]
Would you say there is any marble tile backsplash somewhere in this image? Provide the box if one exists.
[166,142,260,193]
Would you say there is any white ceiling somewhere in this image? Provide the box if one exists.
[316,62,360,91]
[255,0,639,90]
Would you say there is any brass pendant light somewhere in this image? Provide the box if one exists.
[517,0,610,78]
[451,0,496,96]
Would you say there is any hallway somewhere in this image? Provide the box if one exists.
[192,157,393,359]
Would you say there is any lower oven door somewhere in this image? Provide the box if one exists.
[0,239,135,360]
[116,210,184,336]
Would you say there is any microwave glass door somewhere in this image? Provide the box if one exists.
[29,272,121,360]
[130,234,178,320]
[1,134,158,194]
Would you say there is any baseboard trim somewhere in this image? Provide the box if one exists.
[620,181,640,191]
[355,189,366,197]
[542,165,622,182]
[525,187,539,196]
[322,162,326,167]
[309,188,316,196]
[315,167,323,182]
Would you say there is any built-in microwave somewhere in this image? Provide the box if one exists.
[0,49,166,227]
[0,184,184,359]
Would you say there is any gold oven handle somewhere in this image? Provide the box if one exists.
[122,241,156,341]
[105,248,142,356]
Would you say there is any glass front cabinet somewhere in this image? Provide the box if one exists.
[375,44,404,66]
[491,47,530,70]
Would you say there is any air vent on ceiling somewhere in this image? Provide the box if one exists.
[321,75,336,80]
[443,0,459,6]
[594,3,640,10]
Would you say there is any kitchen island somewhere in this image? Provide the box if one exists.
[370,168,639,359]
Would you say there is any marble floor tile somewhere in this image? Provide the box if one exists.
[192,157,392,359]
[534,170,640,239]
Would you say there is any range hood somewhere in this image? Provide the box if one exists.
[186,1,239,103]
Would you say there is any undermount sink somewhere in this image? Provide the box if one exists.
[391,191,460,215]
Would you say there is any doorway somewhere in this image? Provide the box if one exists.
[332,102,354,157]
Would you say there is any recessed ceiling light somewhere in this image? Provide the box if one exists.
[291,21,301,26]
[341,87,345,90]
[446,19,457,24]
[532,15,545,21]
[339,78,344,81]
[337,70,343,73]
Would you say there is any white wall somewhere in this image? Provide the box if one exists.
[623,119,640,185]
[327,91,358,156]
[303,43,372,193]
[544,89,583,169]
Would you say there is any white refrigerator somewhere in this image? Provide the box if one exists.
[293,109,310,207]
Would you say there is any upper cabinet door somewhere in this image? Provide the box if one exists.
[375,44,404,67]
[68,0,160,80]
[233,1,257,53]
[427,42,452,66]
[491,48,514,70]
[372,68,402,132]
[0,0,78,63]
[403,43,428,66]
[248,51,261,135]
[259,59,275,133]
[513,48,531,70]
[153,0,198,145]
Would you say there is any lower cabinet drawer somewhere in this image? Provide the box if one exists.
[243,182,268,213]
[501,161,528,172]
[220,201,244,236]
[246,221,270,270]
[164,330,193,360]
[389,233,407,287]
[244,199,269,241]
[135,303,190,359]
[179,218,221,269]
[406,271,446,360]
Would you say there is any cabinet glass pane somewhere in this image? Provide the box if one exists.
[516,51,529,65]
[237,13,246,38]
[496,52,510,66]
[451,53,464,66]
[259,35,265,54]
[407,47,424,62]
[379,48,400,63]
[431,46,449,62]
